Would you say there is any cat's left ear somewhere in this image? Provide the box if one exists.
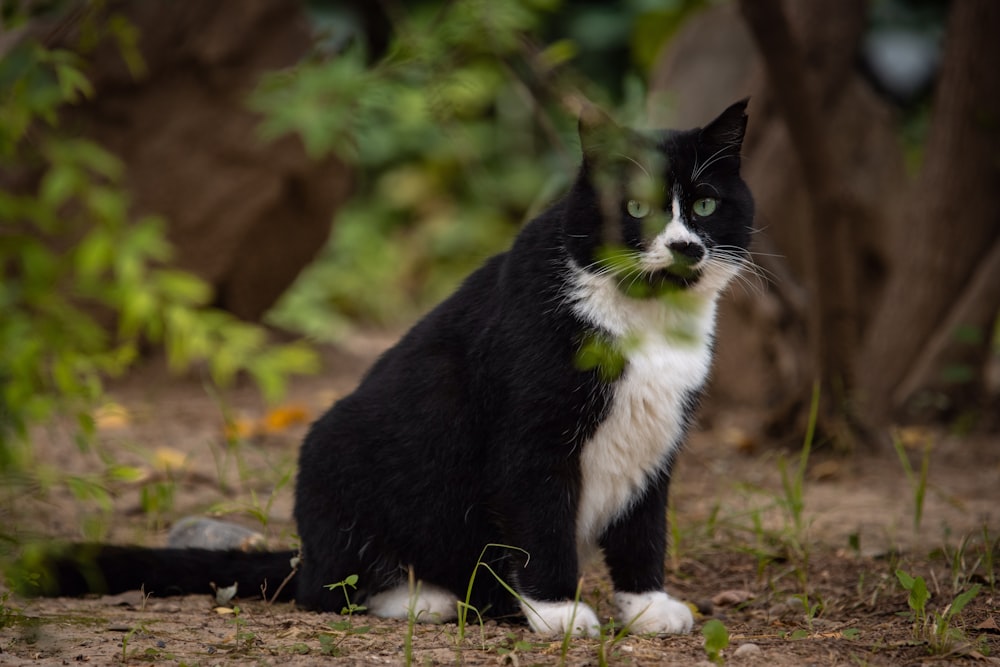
[699,98,749,149]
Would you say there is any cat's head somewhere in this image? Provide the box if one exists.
[563,100,754,299]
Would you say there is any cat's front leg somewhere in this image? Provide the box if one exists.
[499,490,602,636]
[612,590,693,635]
[599,470,694,635]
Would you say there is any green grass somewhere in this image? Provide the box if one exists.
[892,431,931,532]
[896,568,981,654]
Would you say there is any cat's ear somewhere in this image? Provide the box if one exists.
[578,102,628,163]
[699,98,749,149]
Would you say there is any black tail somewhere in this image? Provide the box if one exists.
[8,544,298,602]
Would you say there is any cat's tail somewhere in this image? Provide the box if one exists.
[7,543,298,602]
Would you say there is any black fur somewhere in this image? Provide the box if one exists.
[13,102,753,626]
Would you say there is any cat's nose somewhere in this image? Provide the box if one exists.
[668,241,705,263]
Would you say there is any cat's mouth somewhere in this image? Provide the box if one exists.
[619,267,701,299]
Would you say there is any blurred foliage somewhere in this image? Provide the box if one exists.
[260,0,700,339]
[0,9,317,476]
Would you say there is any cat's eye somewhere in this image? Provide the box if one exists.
[626,200,651,218]
[693,198,718,217]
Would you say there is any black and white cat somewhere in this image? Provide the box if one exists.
[20,100,753,637]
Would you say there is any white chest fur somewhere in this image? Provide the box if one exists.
[568,265,719,559]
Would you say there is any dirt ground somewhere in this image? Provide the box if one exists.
[1,332,998,666]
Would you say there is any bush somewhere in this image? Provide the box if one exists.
[0,13,316,473]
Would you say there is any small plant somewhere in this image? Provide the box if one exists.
[596,616,637,667]
[404,569,418,667]
[217,605,259,653]
[776,382,820,550]
[317,633,340,657]
[493,631,543,659]
[892,430,932,532]
[558,580,586,665]
[896,568,981,654]
[324,574,369,633]
[982,524,997,592]
[120,622,151,663]
[701,619,729,664]
[457,543,531,645]
[0,592,19,629]
[795,591,824,627]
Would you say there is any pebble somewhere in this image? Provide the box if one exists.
[767,596,805,619]
[712,589,755,607]
[734,642,762,658]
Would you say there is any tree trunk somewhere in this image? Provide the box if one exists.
[737,0,869,440]
[51,0,353,321]
[857,0,1000,424]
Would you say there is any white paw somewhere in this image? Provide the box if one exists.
[521,598,602,637]
[614,591,693,634]
[367,582,457,623]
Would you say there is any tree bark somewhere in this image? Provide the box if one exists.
[737,0,864,420]
[857,0,1000,423]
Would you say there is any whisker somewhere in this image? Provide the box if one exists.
[692,145,737,180]
[614,153,652,181]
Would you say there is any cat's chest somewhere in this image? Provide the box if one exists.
[575,334,711,554]
[566,265,717,557]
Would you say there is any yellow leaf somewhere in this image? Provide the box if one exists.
[94,402,130,431]
[896,426,933,450]
[153,446,189,473]
[262,404,310,434]
[224,418,258,441]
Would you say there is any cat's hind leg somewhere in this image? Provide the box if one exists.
[367,581,458,623]
[520,598,602,637]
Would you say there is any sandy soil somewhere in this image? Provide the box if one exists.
[1,333,998,665]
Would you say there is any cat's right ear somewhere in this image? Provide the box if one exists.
[699,98,749,149]
[578,103,627,163]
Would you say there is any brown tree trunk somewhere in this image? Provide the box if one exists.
[48,0,353,321]
[857,0,1000,424]
[737,0,867,437]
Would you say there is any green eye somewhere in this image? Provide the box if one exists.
[626,200,651,218]
[693,198,718,217]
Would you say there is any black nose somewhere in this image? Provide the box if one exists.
[668,241,705,263]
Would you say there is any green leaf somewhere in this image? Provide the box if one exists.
[107,465,147,483]
[895,570,929,614]
[66,476,113,512]
[39,164,79,207]
[701,619,729,662]
[74,229,114,281]
[55,63,94,102]
[946,584,981,618]
[154,269,212,306]
[574,333,626,382]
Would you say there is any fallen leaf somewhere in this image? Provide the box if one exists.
[153,446,189,473]
[975,616,999,633]
[895,426,933,450]
[224,418,258,441]
[809,460,842,481]
[94,402,130,431]
[262,404,310,434]
[722,427,757,455]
